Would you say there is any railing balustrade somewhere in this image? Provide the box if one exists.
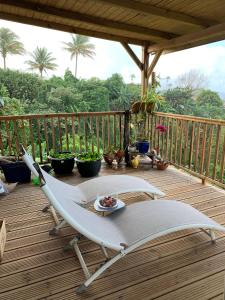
[0,110,224,189]
[148,112,225,188]
[0,112,125,163]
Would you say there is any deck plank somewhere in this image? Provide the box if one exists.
[0,165,225,300]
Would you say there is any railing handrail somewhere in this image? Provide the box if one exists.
[155,112,225,126]
[0,111,125,121]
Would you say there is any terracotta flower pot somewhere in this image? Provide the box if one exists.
[156,161,169,170]
[103,150,124,165]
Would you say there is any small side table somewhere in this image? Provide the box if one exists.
[94,199,125,216]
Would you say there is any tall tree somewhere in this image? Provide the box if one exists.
[26,47,57,77]
[176,69,208,91]
[63,34,95,77]
[0,27,25,69]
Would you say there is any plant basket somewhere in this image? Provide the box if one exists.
[131,101,155,113]
[156,161,169,170]
[1,161,31,183]
[0,219,6,262]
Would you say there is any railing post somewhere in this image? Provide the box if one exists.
[123,110,130,151]
[123,110,130,166]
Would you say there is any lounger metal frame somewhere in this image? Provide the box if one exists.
[39,170,225,294]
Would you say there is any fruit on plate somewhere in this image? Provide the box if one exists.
[99,196,117,208]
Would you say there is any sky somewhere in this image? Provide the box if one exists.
[1,19,225,98]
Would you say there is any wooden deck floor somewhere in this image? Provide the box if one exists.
[1,165,225,300]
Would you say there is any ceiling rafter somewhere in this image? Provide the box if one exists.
[148,21,225,53]
[98,0,217,28]
[0,12,146,46]
[1,0,178,40]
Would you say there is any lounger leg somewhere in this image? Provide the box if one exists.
[74,238,91,279]
[49,219,67,235]
[100,245,109,259]
[201,228,216,243]
[209,230,216,243]
[42,204,50,212]
[63,234,82,251]
[76,251,125,294]
[49,205,60,225]
[67,236,91,280]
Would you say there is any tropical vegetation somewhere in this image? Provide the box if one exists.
[0,27,25,69]
[62,34,95,77]
[25,47,58,77]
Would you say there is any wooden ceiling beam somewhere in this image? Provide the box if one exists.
[121,42,143,71]
[0,12,146,46]
[148,21,225,53]
[98,0,217,27]
[165,33,225,54]
[1,0,177,40]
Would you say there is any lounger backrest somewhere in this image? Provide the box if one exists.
[40,168,87,205]
[21,145,39,177]
[41,179,126,251]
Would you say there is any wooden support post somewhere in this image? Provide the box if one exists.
[141,44,150,97]
[124,111,130,165]
[123,110,130,150]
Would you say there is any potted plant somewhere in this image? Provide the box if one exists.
[49,151,75,175]
[134,112,150,154]
[103,148,124,165]
[156,159,170,170]
[131,79,164,114]
[0,156,31,183]
[131,80,164,155]
[76,152,102,177]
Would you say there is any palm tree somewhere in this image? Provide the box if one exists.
[25,47,57,77]
[0,27,25,69]
[63,34,95,77]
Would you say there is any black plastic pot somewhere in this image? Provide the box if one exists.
[50,157,75,175]
[76,159,101,177]
[1,161,31,183]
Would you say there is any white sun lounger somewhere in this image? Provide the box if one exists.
[21,145,165,231]
[33,162,225,294]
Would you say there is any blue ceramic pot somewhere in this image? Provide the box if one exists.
[136,141,150,154]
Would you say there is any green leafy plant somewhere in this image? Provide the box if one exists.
[49,151,75,159]
[141,77,164,110]
[76,151,102,162]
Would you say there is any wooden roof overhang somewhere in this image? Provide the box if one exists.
[1,0,225,93]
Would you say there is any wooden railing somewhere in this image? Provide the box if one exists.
[148,112,225,188]
[0,112,125,163]
[0,110,224,189]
